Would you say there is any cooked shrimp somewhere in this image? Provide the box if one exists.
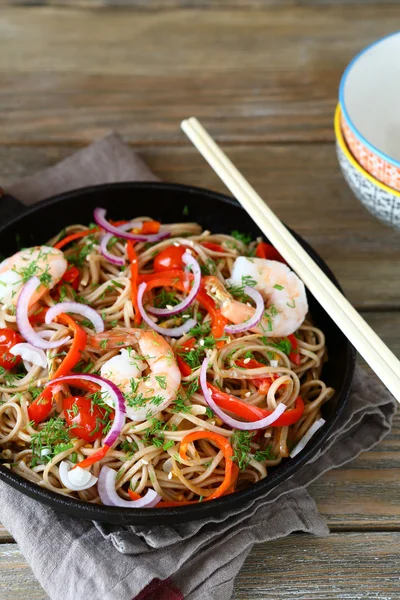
[94,329,181,422]
[0,246,67,307]
[205,257,308,337]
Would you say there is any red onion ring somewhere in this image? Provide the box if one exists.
[225,286,265,335]
[146,252,201,316]
[289,418,325,458]
[137,282,197,337]
[45,302,104,333]
[199,357,286,430]
[46,373,126,447]
[98,465,161,508]
[94,208,170,243]
[16,277,70,350]
[100,221,143,266]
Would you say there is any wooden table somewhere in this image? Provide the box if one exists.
[1,2,400,598]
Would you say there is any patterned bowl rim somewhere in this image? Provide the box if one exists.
[334,104,400,198]
[339,31,400,170]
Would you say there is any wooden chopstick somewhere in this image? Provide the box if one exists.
[181,117,400,403]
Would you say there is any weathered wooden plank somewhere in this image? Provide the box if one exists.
[1,6,399,143]
[1,533,400,600]
[0,544,48,599]
[1,143,400,310]
[233,533,400,599]
[1,1,397,9]
[0,525,12,543]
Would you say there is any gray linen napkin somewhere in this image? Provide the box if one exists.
[0,134,396,600]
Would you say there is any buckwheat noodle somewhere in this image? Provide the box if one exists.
[0,218,334,505]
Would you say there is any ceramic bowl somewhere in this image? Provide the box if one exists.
[334,104,400,230]
[339,32,400,191]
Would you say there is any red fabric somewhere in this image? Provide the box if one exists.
[134,578,184,600]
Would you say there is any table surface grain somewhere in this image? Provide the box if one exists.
[1,2,400,599]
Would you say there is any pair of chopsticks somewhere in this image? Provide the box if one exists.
[181,117,400,404]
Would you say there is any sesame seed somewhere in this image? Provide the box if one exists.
[173,242,180,247]
[166,304,173,310]
[246,302,252,308]
[199,339,205,347]
[245,392,251,397]
[243,357,251,365]
[141,459,149,465]
[182,314,190,319]
[168,471,173,480]
[144,380,152,387]
[225,387,230,393]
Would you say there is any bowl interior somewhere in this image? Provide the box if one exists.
[340,32,400,164]
[0,182,355,525]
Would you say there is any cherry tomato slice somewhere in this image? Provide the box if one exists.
[0,328,24,370]
[153,245,187,272]
[63,396,111,442]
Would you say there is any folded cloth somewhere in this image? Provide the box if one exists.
[0,134,396,600]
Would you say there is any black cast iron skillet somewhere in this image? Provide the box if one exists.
[0,182,355,525]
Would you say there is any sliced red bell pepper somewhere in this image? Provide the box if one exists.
[235,358,280,394]
[29,306,49,325]
[208,382,304,426]
[138,272,228,348]
[54,228,99,250]
[61,265,80,291]
[287,333,301,365]
[141,220,160,234]
[128,489,142,501]
[127,240,141,326]
[179,431,234,500]
[72,444,110,470]
[176,337,196,376]
[156,462,240,507]
[255,242,286,264]
[28,314,87,423]
[201,242,225,252]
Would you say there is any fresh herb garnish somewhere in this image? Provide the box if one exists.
[30,417,72,467]
[231,230,252,245]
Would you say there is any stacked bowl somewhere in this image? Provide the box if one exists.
[335,32,400,230]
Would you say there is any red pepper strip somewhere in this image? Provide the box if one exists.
[255,242,286,264]
[180,431,234,500]
[29,306,49,325]
[208,382,304,427]
[141,220,161,234]
[201,242,225,252]
[62,265,80,291]
[235,358,279,394]
[198,284,228,348]
[128,489,142,501]
[28,314,87,423]
[127,240,141,326]
[157,498,199,507]
[157,464,238,505]
[208,383,269,421]
[287,333,301,366]
[176,337,196,376]
[54,228,99,250]
[223,463,239,495]
[54,220,129,250]
[139,273,228,349]
[73,444,110,470]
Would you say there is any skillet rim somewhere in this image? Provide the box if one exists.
[0,181,356,525]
